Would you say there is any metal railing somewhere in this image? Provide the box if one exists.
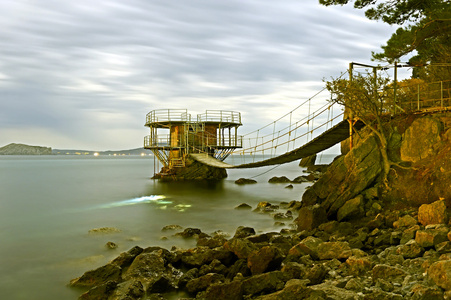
[197,110,241,124]
[145,109,190,124]
[395,80,451,112]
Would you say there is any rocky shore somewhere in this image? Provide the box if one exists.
[70,199,451,299]
[70,113,451,299]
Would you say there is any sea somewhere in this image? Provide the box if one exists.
[0,153,337,299]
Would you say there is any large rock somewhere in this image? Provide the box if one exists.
[428,260,451,290]
[295,204,327,231]
[70,264,122,288]
[415,227,449,248]
[302,134,382,218]
[288,236,323,260]
[372,264,407,284]
[299,154,317,167]
[400,116,443,162]
[418,200,448,226]
[337,195,364,221]
[247,246,283,275]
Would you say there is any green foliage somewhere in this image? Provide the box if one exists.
[319,0,451,81]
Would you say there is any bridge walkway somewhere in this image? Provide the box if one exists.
[190,119,365,169]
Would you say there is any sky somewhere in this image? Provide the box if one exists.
[0,0,411,151]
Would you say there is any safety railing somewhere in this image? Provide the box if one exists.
[395,80,451,112]
[197,110,242,124]
[145,109,190,125]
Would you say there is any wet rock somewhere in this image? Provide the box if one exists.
[273,212,293,221]
[161,224,183,231]
[291,175,310,183]
[284,184,294,189]
[268,176,291,183]
[295,204,327,231]
[227,258,251,279]
[122,252,166,281]
[70,263,122,288]
[199,259,227,276]
[197,235,227,248]
[78,280,118,300]
[418,200,448,226]
[428,260,451,290]
[234,203,252,210]
[233,226,256,238]
[174,227,203,239]
[235,178,257,185]
[311,283,360,299]
[254,201,279,213]
[256,282,326,299]
[88,227,121,234]
[180,247,235,268]
[110,246,144,268]
[109,279,145,299]
[105,242,118,249]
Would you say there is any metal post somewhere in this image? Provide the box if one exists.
[417,84,420,110]
[394,61,398,115]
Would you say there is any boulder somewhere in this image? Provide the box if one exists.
[418,200,448,226]
[299,154,317,167]
[345,256,373,276]
[233,226,256,238]
[235,178,257,185]
[372,264,407,284]
[303,134,382,218]
[393,215,417,229]
[400,116,443,162]
[122,252,166,281]
[204,280,243,300]
[186,273,225,294]
[110,246,144,269]
[234,203,252,210]
[337,195,364,221]
[247,246,284,275]
[70,264,122,288]
[223,238,258,260]
[316,241,352,260]
[295,204,327,231]
[78,280,118,300]
[288,236,323,260]
[241,271,289,296]
[268,176,291,183]
[415,227,449,248]
[291,175,310,183]
[396,240,424,259]
[175,227,203,239]
[428,260,451,290]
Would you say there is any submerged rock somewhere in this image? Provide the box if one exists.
[88,227,122,235]
[235,178,257,185]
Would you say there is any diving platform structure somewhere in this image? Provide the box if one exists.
[144,109,243,170]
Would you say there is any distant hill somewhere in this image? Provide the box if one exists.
[0,143,52,155]
[52,147,153,156]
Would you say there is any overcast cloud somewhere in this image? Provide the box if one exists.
[0,0,404,150]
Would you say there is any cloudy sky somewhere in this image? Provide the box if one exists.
[0,0,409,150]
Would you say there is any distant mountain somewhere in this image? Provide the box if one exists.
[0,143,52,155]
[52,147,153,156]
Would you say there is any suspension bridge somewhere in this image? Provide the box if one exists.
[145,67,451,174]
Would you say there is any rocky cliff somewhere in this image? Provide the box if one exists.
[302,111,451,222]
[0,143,52,155]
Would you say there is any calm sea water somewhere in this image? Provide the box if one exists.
[0,154,336,299]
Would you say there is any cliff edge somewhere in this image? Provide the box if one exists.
[0,143,52,155]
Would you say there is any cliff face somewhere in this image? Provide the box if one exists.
[0,143,52,155]
[303,112,451,221]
